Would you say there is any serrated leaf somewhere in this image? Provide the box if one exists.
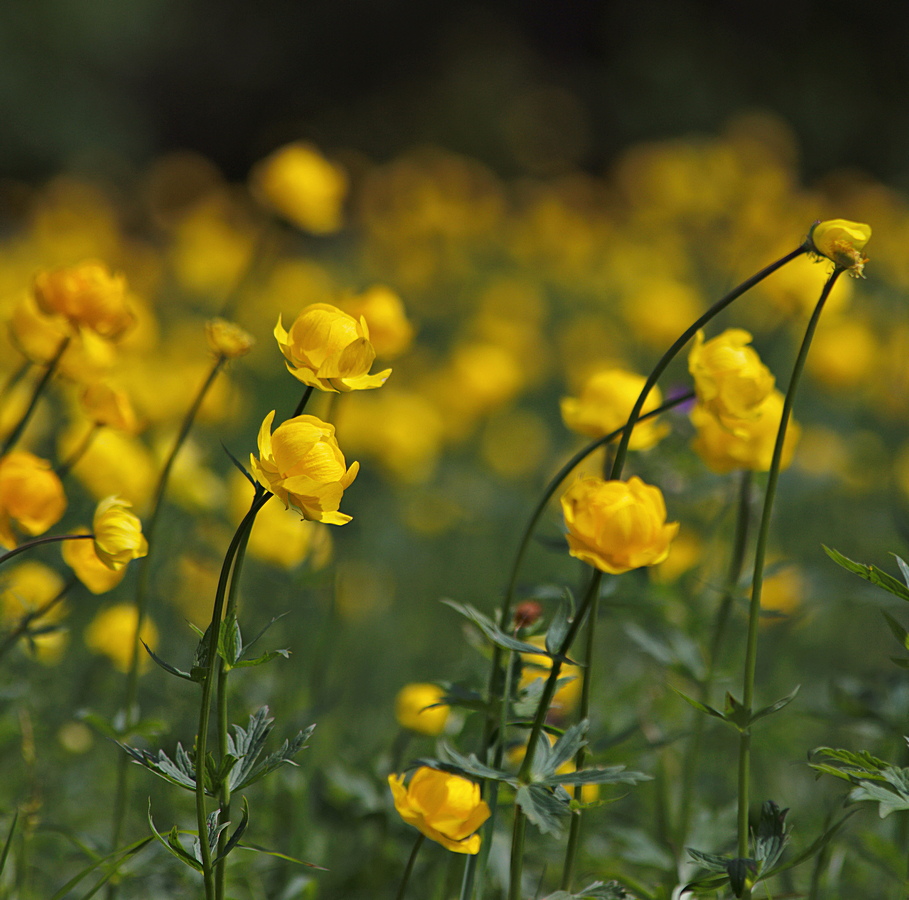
[230,716,315,792]
[192,623,213,670]
[513,674,578,718]
[439,683,488,714]
[218,615,243,667]
[824,546,909,602]
[241,613,289,655]
[516,783,569,836]
[141,641,197,682]
[442,600,566,659]
[147,803,203,872]
[545,592,572,655]
[543,765,650,787]
[543,881,630,900]
[434,743,514,783]
[687,848,731,873]
[751,686,800,724]
[213,798,250,864]
[727,857,756,897]
[753,800,789,870]
[894,554,909,588]
[544,719,588,776]
[120,743,200,792]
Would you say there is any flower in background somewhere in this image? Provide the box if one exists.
[690,389,799,474]
[0,452,67,549]
[84,603,158,672]
[250,141,348,234]
[92,496,148,570]
[33,260,135,338]
[561,476,678,574]
[206,317,255,360]
[250,411,359,525]
[80,382,139,433]
[560,368,668,449]
[394,683,450,735]
[342,285,415,359]
[274,304,391,392]
[518,635,582,717]
[688,329,774,426]
[62,529,127,594]
[808,218,871,277]
[388,767,490,854]
[0,561,68,663]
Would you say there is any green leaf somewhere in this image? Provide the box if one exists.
[686,848,732,873]
[723,693,752,730]
[213,798,250,864]
[727,857,757,897]
[542,765,650,787]
[233,649,291,668]
[433,743,514,783]
[141,641,198,682]
[753,800,789,871]
[751,686,800,725]
[882,611,909,650]
[0,811,16,878]
[228,710,315,792]
[49,836,154,900]
[763,808,859,878]
[147,803,203,872]
[120,743,200,792]
[442,600,568,659]
[234,842,326,868]
[218,614,243,667]
[670,686,727,723]
[516,783,570,836]
[544,719,588,776]
[439,683,488,714]
[823,546,909,602]
[545,591,573,656]
[625,623,705,681]
[543,882,631,900]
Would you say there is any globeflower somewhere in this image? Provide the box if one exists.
[560,368,667,450]
[561,476,678,574]
[808,218,871,277]
[206,318,255,360]
[92,496,149,571]
[343,285,414,359]
[250,411,359,525]
[518,635,582,716]
[0,452,67,549]
[388,767,491,854]
[62,528,127,594]
[688,329,774,426]
[80,382,139,433]
[394,683,450,735]
[33,260,135,339]
[84,603,158,672]
[274,304,392,392]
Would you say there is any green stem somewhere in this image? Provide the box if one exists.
[0,359,31,405]
[0,533,94,569]
[395,833,426,900]
[736,268,842,879]
[292,386,315,418]
[0,575,76,663]
[0,335,70,455]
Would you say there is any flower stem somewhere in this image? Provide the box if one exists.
[0,532,94,569]
[395,833,426,900]
[0,335,70,455]
[736,268,842,885]
[55,422,101,478]
[0,575,76,663]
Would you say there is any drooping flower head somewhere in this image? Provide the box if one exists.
[561,475,678,575]
[394,683,450,736]
[275,304,391,392]
[33,260,135,338]
[92,496,149,571]
[250,411,359,525]
[388,767,491,854]
[808,219,871,278]
[0,452,67,549]
[688,329,774,426]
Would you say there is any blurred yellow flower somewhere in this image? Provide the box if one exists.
[560,368,667,449]
[808,218,871,276]
[251,141,348,234]
[506,737,599,804]
[206,317,255,360]
[274,304,391,392]
[388,767,490,854]
[1,560,67,663]
[394,683,450,735]
[64,428,156,507]
[760,564,805,623]
[342,285,414,359]
[807,318,877,390]
[62,528,126,594]
[92,496,148,571]
[250,411,359,525]
[33,260,135,338]
[80,382,139,433]
[561,476,678,575]
[518,635,582,717]
[0,452,67,549]
[84,603,158,672]
[690,390,799,474]
[242,490,334,570]
[688,329,774,426]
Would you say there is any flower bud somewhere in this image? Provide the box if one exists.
[0,452,67,549]
[808,219,871,277]
[206,318,255,359]
[92,496,149,571]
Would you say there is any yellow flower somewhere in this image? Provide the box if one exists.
[1,561,68,664]
[250,411,359,525]
[560,368,667,450]
[250,141,348,234]
[808,218,871,277]
[92,496,149,571]
[274,304,391,392]
[0,452,67,549]
[206,318,255,360]
[62,528,127,594]
[688,329,774,426]
[690,390,800,474]
[518,635,582,716]
[561,476,678,575]
[84,603,158,672]
[394,683,450,736]
[80,382,139,433]
[388,767,490,854]
[343,286,415,359]
[33,260,135,338]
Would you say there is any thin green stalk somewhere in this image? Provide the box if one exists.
[292,386,315,418]
[0,533,93,570]
[0,359,30,405]
[0,575,76,663]
[395,833,426,900]
[0,335,70,455]
[736,269,842,884]
[55,422,101,477]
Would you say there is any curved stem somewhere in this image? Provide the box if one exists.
[736,268,842,878]
[1,335,70,455]
[292,386,315,418]
[0,532,93,569]
[0,575,76,663]
[395,833,426,900]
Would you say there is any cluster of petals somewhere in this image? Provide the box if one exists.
[394,683,450,736]
[808,218,872,278]
[561,475,678,575]
[388,766,491,854]
[250,411,359,525]
[92,496,149,571]
[0,452,67,549]
[275,303,391,393]
[206,317,256,360]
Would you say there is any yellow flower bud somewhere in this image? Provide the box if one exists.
[808,218,871,277]
[274,304,391,393]
[33,260,135,338]
[560,368,667,450]
[62,528,127,594]
[250,141,348,234]
[0,452,67,549]
[92,496,149,571]
[84,603,158,672]
[250,411,359,525]
[560,476,678,575]
[394,683,450,735]
[205,318,255,360]
[388,767,491,854]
